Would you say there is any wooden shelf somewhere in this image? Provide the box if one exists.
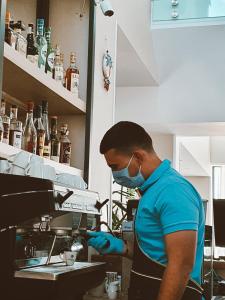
[3,43,86,115]
[0,142,83,177]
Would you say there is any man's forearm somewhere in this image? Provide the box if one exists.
[157,263,191,300]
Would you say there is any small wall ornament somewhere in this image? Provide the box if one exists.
[102,50,113,91]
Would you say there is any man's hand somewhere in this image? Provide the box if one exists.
[87,231,126,255]
[157,230,197,300]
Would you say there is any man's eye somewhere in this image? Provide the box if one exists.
[111,166,117,171]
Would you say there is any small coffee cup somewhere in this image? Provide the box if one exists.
[107,282,118,300]
[60,251,77,266]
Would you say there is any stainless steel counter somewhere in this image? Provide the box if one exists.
[15,262,106,281]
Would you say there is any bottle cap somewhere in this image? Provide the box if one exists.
[27,101,34,112]
[5,11,11,23]
[70,52,76,63]
[45,27,51,39]
[55,45,60,56]
[15,20,26,31]
[28,23,34,33]
[60,53,64,61]
[45,26,51,32]
[37,18,44,25]
[42,100,48,113]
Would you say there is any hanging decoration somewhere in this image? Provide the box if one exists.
[102,50,113,91]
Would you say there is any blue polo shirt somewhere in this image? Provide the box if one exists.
[135,160,205,285]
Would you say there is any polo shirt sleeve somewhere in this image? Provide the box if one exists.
[155,183,200,236]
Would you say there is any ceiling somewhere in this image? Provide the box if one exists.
[143,122,225,136]
[116,27,157,87]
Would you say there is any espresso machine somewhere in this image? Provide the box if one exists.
[0,174,106,300]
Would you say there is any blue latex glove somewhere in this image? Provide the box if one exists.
[87,231,125,255]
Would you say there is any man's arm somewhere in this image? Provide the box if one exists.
[157,230,197,300]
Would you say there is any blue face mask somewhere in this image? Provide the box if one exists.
[112,155,145,188]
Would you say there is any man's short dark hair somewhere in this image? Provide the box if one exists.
[100,121,154,154]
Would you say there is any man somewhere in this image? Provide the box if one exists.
[88,121,205,300]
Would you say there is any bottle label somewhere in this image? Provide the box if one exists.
[47,52,55,70]
[12,131,22,149]
[37,131,45,157]
[27,54,38,66]
[43,144,51,158]
[70,74,79,94]
[16,34,27,57]
[51,141,60,162]
[3,122,10,145]
[54,66,64,82]
[60,142,71,165]
[40,44,47,68]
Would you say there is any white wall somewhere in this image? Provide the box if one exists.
[116,25,225,124]
[49,0,89,102]
[7,0,37,28]
[186,176,211,200]
[88,7,117,226]
[210,137,225,164]
[150,133,174,162]
[112,0,159,84]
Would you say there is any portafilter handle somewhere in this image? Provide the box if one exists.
[55,190,73,207]
[95,198,109,211]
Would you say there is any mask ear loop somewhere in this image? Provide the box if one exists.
[130,154,142,175]
[127,154,134,168]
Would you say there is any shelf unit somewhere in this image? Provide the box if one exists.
[0,0,95,180]
[3,42,86,115]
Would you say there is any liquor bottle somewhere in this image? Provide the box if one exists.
[52,45,64,84]
[65,52,79,96]
[5,11,13,46]
[50,116,60,162]
[0,116,3,142]
[33,104,39,126]
[42,100,51,159]
[13,20,27,57]
[0,100,10,144]
[34,105,45,157]
[26,23,39,66]
[22,102,37,154]
[45,27,55,76]
[60,53,66,87]
[59,124,71,165]
[9,105,22,149]
[35,19,47,71]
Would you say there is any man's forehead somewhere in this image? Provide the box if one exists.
[104,149,127,163]
[104,149,118,162]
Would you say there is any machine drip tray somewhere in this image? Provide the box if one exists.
[15,262,106,281]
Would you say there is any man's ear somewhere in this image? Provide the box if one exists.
[133,150,145,164]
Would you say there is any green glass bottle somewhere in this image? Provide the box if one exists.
[45,27,55,76]
[35,19,47,71]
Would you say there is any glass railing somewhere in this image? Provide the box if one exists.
[152,0,225,27]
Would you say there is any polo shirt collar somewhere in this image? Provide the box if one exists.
[139,159,171,193]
